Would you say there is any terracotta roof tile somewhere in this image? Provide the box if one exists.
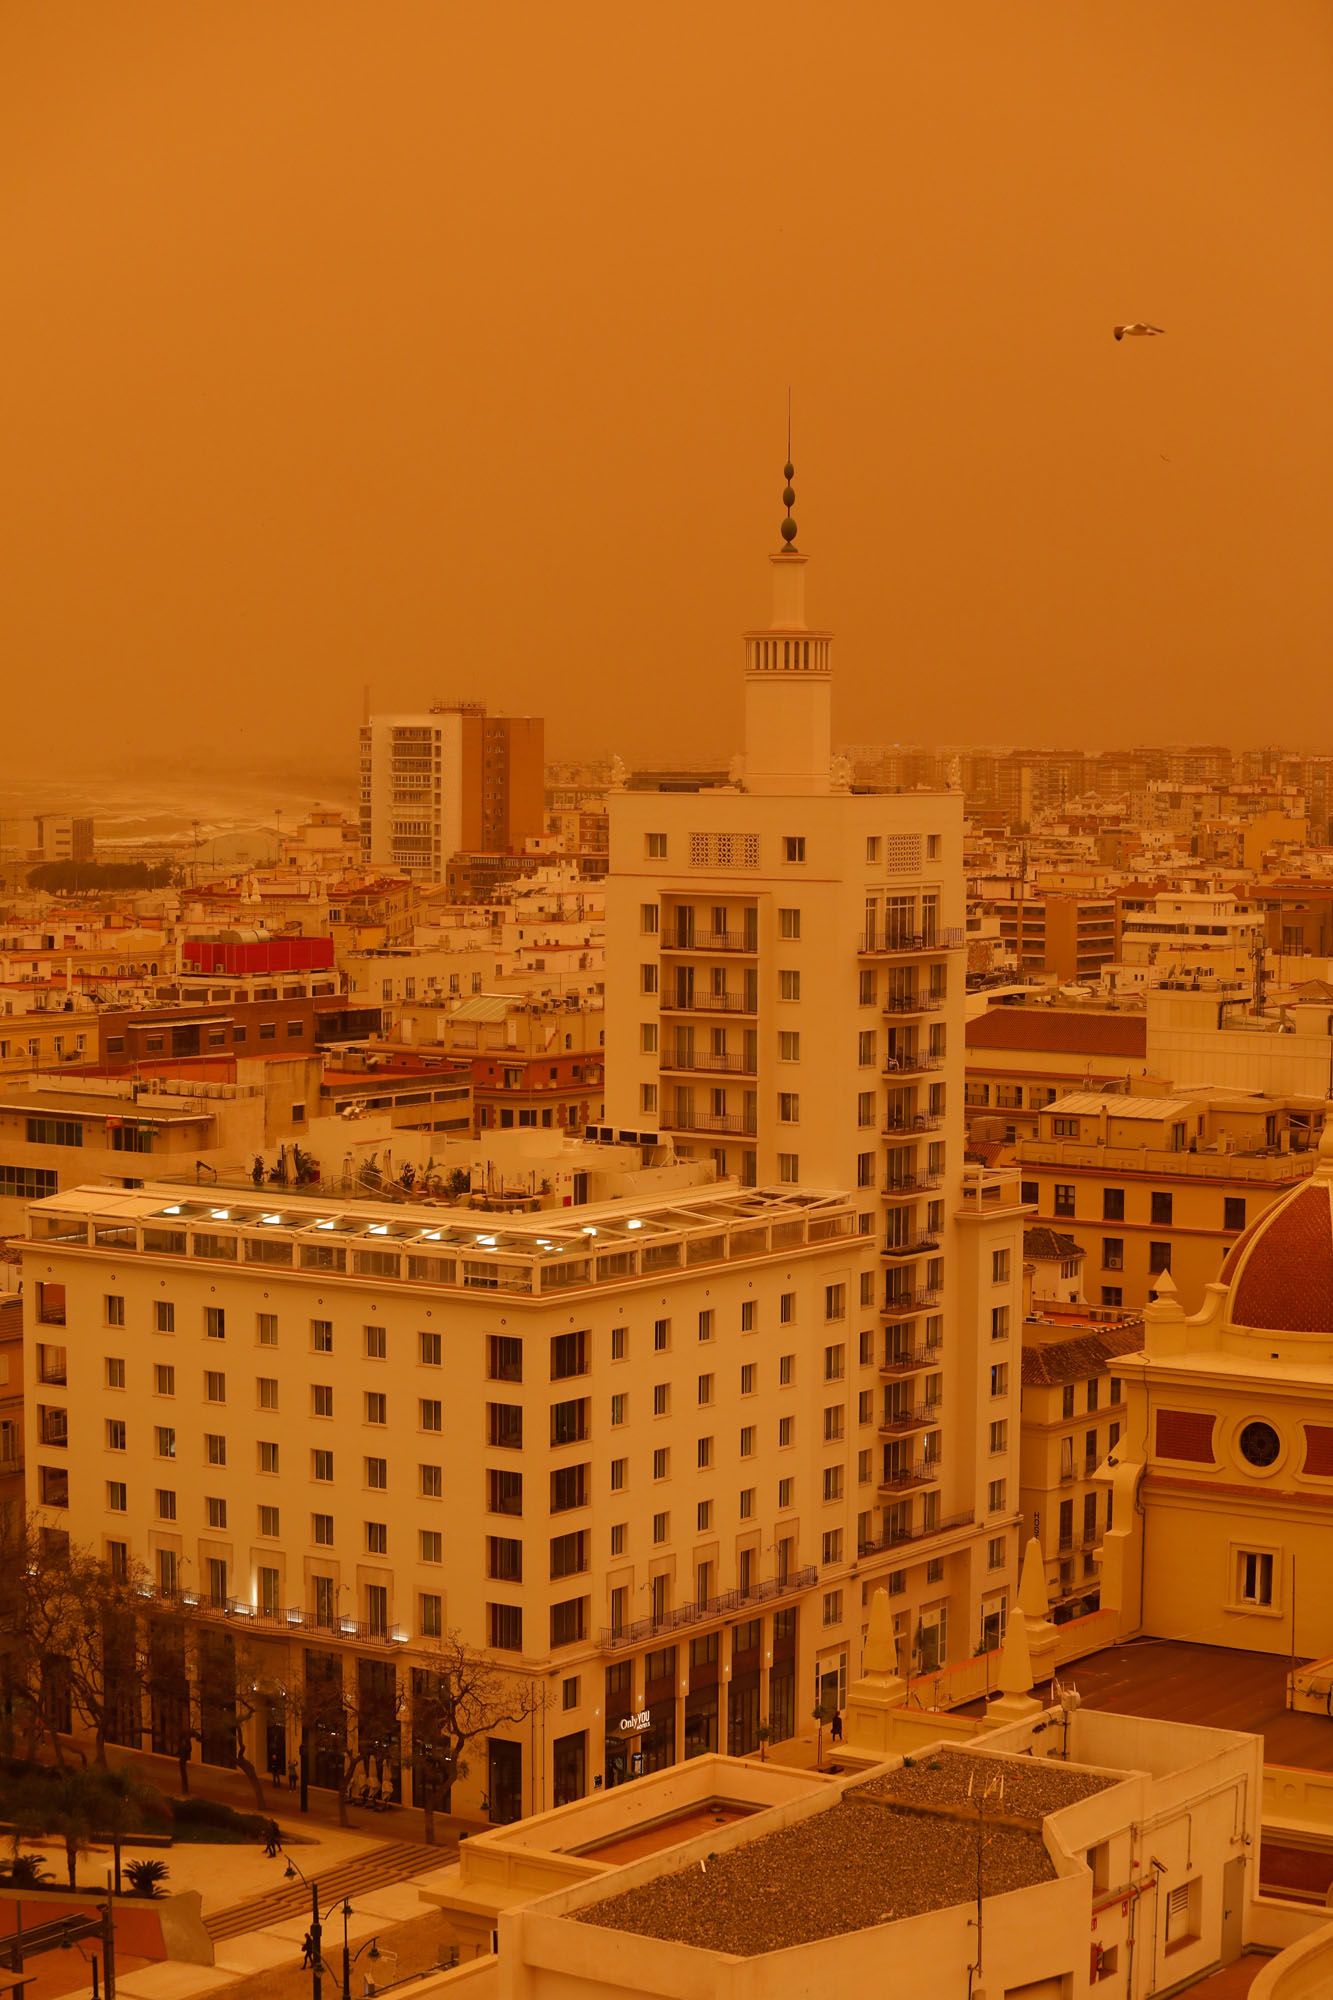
[1229,1179,1333,1334]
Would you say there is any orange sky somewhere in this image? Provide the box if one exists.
[3,1,1330,774]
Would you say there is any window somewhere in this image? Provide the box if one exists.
[697,1435,714,1468]
[857,1090,876,1128]
[257,1313,278,1346]
[420,1593,442,1637]
[610,1522,626,1555]
[204,1370,226,1403]
[155,1426,176,1458]
[420,1397,443,1431]
[1224,1196,1247,1231]
[778,1152,799,1183]
[741,1300,756,1333]
[824,1341,845,1380]
[365,1391,387,1425]
[857,1389,872,1425]
[640,1022,658,1054]
[779,1353,795,1387]
[157,1549,178,1594]
[487,1603,523,1651]
[779,969,800,1000]
[991,1306,1010,1341]
[365,1456,387,1489]
[1165,1880,1201,1948]
[697,1309,714,1342]
[822,1529,843,1565]
[1149,1242,1172,1275]
[155,1301,175,1333]
[27,1115,83,1147]
[1020,1180,1038,1206]
[155,1489,176,1521]
[311,1384,333,1417]
[610,1392,627,1426]
[783,836,806,862]
[987,1479,1006,1512]
[551,1398,589,1445]
[778,1030,801,1062]
[1109,1376,1122,1404]
[1102,1237,1124,1270]
[610,1458,627,1492]
[256,1376,278,1409]
[823,1466,843,1501]
[106,1356,127,1390]
[206,1432,226,1466]
[640,963,658,994]
[737,1424,756,1459]
[991,1249,1010,1283]
[1054,1185,1075,1218]
[550,1598,587,1647]
[259,1440,279,1474]
[551,1463,589,1511]
[311,1319,333,1352]
[822,1590,842,1627]
[206,1496,227,1529]
[645,832,667,859]
[419,1462,443,1498]
[987,1535,1005,1571]
[1151,1190,1173,1226]
[104,1294,125,1327]
[1103,1187,1125,1221]
[640,901,659,933]
[1237,1549,1274,1607]
[778,1477,794,1509]
[823,1406,844,1442]
[989,1419,1008,1453]
[312,1450,334,1482]
[418,1330,443,1367]
[364,1521,387,1555]
[740,1363,756,1396]
[104,1418,126,1451]
[651,1447,669,1480]
[551,1330,589,1378]
[489,1334,523,1381]
[611,1325,627,1360]
[1102,1286,1123,1307]
[640,1081,657,1114]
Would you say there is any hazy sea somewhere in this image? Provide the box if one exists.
[2,772,354,865]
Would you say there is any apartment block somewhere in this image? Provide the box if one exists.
[964,1003,1149,1143]
[603,529,1027,1687]
[359,705,544,879]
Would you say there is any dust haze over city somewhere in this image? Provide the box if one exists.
[6,11,1333,2000]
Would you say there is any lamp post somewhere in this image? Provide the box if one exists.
[282,1861,378,2000]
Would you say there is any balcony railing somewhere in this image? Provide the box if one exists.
[882,1112,944,1136]
[660,1050,757,1076]
[883,1054,942,1077]
[878,1403,940,1436]
[660,991,755,1014]
[599,1564,817,1652]
[859,928,964,956]
[37,1366,68,1387]
[660,1110,758,1137]
[153,1591,409,1649]
[858,1509,973,1559]
[37,1306,67,1327]
[660,932,757,955]
[879,1459,944,1493]
[881,1175,943,1200]
[879,1344,943,1376]
[883,992,946,1015]
[880,1289,942,1321]
[882,1233,941,1260]
[38,1415,68,1448]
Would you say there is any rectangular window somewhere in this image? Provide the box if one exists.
[155,1489,176,1521]
[488,1468,523,1515]
[857,1090,876,1128]
[204,1370,226,1403]
[488,1334,523,1381]
[778,908,801,939]
[991,1249,1011,1283]
[105,1294,125,1327]
[1149,1241,1172,1275]
[783,836,806,862]
[364,1391,387,1425]
[989,1419,1008,1453]
[1053,1184,1075,1218]
[205,1433,226,1466]
[640,901,660,933]
[779,1030,801,1062]
[419,1330,442,1367]
[697,1435,714,1468]
[365,1521,387,1555]
[1151,1190,1173,1226]
[365,1456,387,1489]
[987,1478,1006,1512]
[778,1416,794,1446]
[420,1398,443,1431]
[257,1313,279,1346]
[155,1425,175,1457]
[311,1384,333,1417]
[488,1603,523,1651]
[778,1091,800,1123]
[550,1329,589,1378]
[778,1152,799,1183]
[311,1319,333,1352]
[652,1447,669,1480]
[610,1392,627,1426]
[259,1440,279,1473]
[991,1306,1010,1342]
[645,832,667,859]
[697,1309,714,1343]
[312,1450,334,1482]
[550,1598,587,1647]
[204,1307,226,1341]
[823,1406,844,1442]
[990,1362,1009,1396]
[822,1466,843,1501]
[106,1356,127,1390]
[257,1376,278,1409]
[739,1426,756,1458]
[1103,1187,1125,1221]
[106,1481,127,1513]
[740,1363,756,1396]
[104,1418,125,1451]
[610,1458,627,1492]
[551,1463,589,1511]
[1237,1549,1274,1607]
[779,969,800,1000]
[420,1462,442,1497]
[155,1301,175,1333]
[611,1325,627,1360]
[206,1496,227,1529]
[1224,1196,1247,1231]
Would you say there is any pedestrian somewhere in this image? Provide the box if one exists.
[300,1932,315,1970]
[831,1709,844,1744]
[263,1818,280,1857]
[288,1759,298,1791]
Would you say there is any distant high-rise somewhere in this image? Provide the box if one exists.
[358,704,544,879]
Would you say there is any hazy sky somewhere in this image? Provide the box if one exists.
[3,2,1330,775]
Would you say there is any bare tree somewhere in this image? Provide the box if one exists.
[0,1519,149,1766]
[409,1633,548,1843]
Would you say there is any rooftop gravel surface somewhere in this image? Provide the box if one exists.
[575,1751,1117,1956]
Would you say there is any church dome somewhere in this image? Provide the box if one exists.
[1221,1125,1333,1334]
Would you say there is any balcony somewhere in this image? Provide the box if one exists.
[882,1233,940,1260]
[880,1288,942,1321]
[660,991,756,1015]
[659,1049,757,1076]
[599,1563,817,1652]
[660,932,756,955]
[859,928,965,956]
[37,1363,68,1387]
[882,1112,944,1136]
[37,1304,67,1327]
[883,1053,942,1078]
[879,1344,942,1376]
[883,991,946,1016]
[878,1403,940,1437]
[881,1175,943,1201]
[878,1459,944,1495]
[38,1413,68,1448]
[154,1591,409,1649]
[858,1509,973,1559]
[659,1110,757,1137]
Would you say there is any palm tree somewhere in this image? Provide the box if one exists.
[95,1767,164,1895]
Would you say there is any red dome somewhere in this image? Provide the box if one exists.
[1225,1170,1333,1334]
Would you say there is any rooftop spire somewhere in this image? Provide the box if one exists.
[780,389,797,549]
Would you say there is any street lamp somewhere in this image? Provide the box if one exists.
[280,1860,378,2000]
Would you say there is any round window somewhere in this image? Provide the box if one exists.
[1238,1421,1281,1469]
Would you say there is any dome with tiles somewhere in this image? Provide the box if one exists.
[1219,1122,1333,1334]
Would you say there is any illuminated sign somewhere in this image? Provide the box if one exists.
[618,1708,651,1733]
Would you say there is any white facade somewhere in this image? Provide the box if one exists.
[359,708,469,877]
[603,536,1027,1686]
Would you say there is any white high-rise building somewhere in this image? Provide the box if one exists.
[358,704,545,879]
[604,481,1027,1683]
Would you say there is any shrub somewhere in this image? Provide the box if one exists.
[170,1797,263,1835]
[126,1858,170,1898]
[7,1854,51,1886]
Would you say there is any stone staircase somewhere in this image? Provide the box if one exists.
[205,1838,449,1942]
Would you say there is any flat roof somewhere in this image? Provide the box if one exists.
[0,1092,211,1124]
[1055,1640,1333,1771]
[576,1750,1113,1954]
[1046,1091,1201,1119]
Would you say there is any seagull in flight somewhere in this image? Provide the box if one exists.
[1113,322,1165,341]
